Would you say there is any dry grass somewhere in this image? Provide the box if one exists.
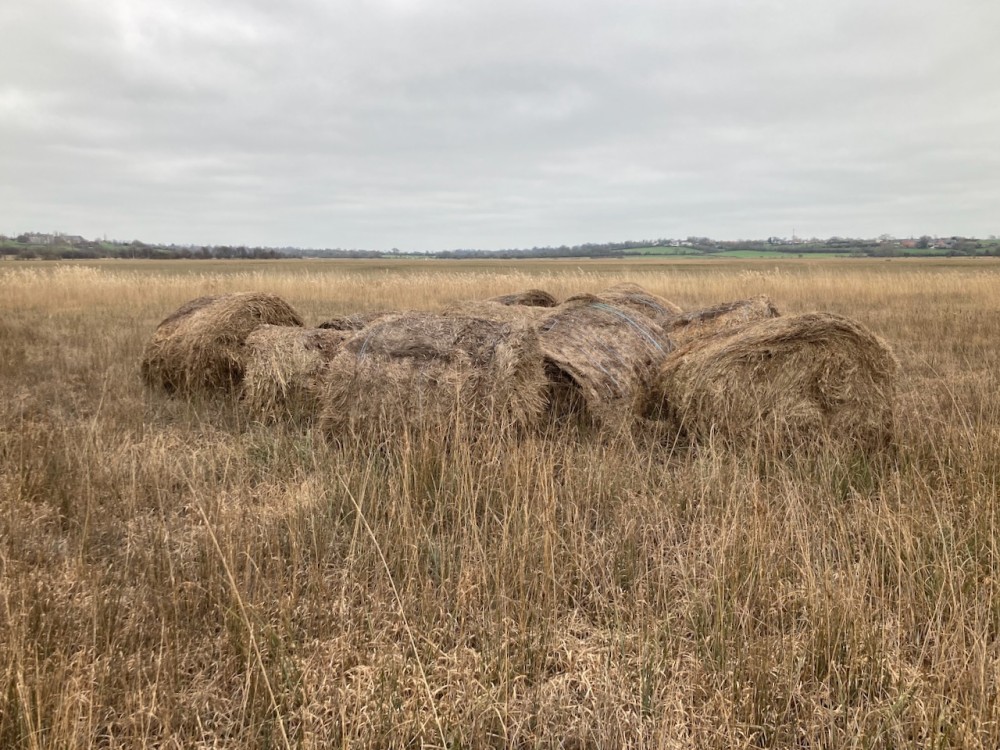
[2,258,1000,748]
[141,292,305,393]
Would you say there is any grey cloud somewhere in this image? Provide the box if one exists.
[3,0,999,249]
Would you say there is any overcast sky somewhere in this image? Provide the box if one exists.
[3,0,999,251]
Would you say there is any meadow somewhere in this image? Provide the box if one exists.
[1,257,999,748]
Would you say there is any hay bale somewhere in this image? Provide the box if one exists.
[317,311,393,331]
[442,300,549,326]
[566,282,682,326]
[141,292,304,393]
[154,295,219,327]
[320,313,547,439]
[241,326,349,420]
[666,295,780,347]
[489,289,559,307]
[648,312,899,449]
[536,295,673,430]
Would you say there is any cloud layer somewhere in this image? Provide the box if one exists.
[3,0,999,250]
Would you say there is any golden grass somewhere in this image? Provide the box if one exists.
[2,258,1000,748]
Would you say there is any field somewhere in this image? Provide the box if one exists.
[626,247,857,259]
[2,257,999,748]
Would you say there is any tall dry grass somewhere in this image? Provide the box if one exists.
[1,258,999,748]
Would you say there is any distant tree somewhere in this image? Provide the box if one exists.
[953,239,979,255]
[916,235,931,249]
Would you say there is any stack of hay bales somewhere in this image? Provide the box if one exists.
[141,283,900,452]
[141,293,304,394]
[647,312,899,449]
[320,312,548,441]
[241,326,349,420]
[536,288,676,430]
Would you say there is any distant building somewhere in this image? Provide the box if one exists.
[26,233,55,245]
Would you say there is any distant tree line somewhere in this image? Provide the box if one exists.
[3,233,997,261]
[2,239,295,261]
[431,239,680,259]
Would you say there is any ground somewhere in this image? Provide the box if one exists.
[1,257,999,748]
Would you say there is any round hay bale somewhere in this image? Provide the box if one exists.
[489,289,559,307]
[320,313,547,440]
[648,312,899,449]
[442,300,549,326]
[536,295,673,431]
[566,282,682,326]
[141,292,304,393]
[666,295,780,347]
[242,326,349,421]
[317,311,393,331]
